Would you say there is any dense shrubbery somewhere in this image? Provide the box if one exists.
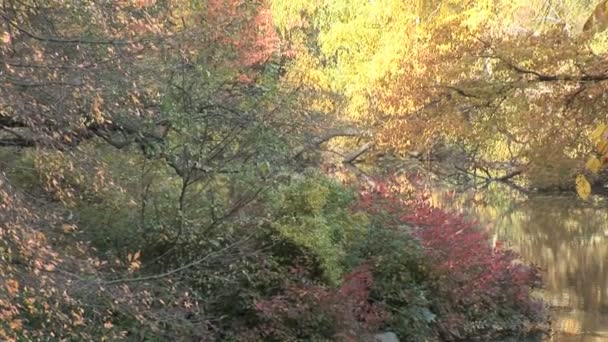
[411,202,545,339]
[2,160,547,341]
[248,264,384,341]
[215,175,547,341]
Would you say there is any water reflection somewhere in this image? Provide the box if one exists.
[429,184,608,341]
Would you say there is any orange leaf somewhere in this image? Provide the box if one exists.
[5,279,19,296]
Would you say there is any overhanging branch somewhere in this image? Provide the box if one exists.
[343,142,373,164]
[293,128,370,158]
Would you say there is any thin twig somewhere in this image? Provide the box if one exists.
[102,236,252,285]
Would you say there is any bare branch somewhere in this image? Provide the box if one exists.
[293,128,370,158]
[343,142,373,164]
[102,236,252,285]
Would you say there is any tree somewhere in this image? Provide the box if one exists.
[272,0,608,190]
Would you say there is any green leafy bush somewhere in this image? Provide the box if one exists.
[265,173,368,284]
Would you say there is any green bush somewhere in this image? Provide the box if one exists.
[349,216,438,341]
[265,173,368,284]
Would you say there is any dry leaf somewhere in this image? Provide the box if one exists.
[575,175,592,200]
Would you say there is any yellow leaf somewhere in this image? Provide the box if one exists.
[129,260,141,271]
[591,124,608,143]
[91,94,105,124]
[1,32,10,44]
[61,223,76,233]
[129,93,141,105]
[584,0,608,33]
[576,175,592,200]
[586,157,602,174]
[71,310,85,326]
[596,140,608,154]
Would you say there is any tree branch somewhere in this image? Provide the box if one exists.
[483,53,608,83]
[293,128,369,158]
[343,142,373,164]
[0,12,153,46]
[0,136,35,147]
[101,236,252,285]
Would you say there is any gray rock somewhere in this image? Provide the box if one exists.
[373,332,399,342]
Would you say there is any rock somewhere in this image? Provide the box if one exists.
[373,332,399,342]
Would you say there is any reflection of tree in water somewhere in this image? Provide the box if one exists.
[431,183,608,338]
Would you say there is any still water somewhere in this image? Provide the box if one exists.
[428,183,608,341]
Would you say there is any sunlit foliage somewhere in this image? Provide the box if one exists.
[2,0,592,340]
[272,0,608,189]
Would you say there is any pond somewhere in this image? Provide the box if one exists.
[427,182,608,341]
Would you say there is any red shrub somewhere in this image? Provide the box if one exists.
[407,200,542,319]
[354,179,545,339]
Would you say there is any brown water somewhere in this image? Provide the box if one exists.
[428,183,608,341]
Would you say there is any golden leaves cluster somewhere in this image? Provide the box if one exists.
[576,123,608,200]
[584,0,608,33]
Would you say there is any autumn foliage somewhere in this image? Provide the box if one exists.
[206,0,283,83]
[410,202,544,338]
[0,0,556,340]
[0,172,207,341]
[223,176,547,341]
[251,264,385,341]
[355,179,546,340]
